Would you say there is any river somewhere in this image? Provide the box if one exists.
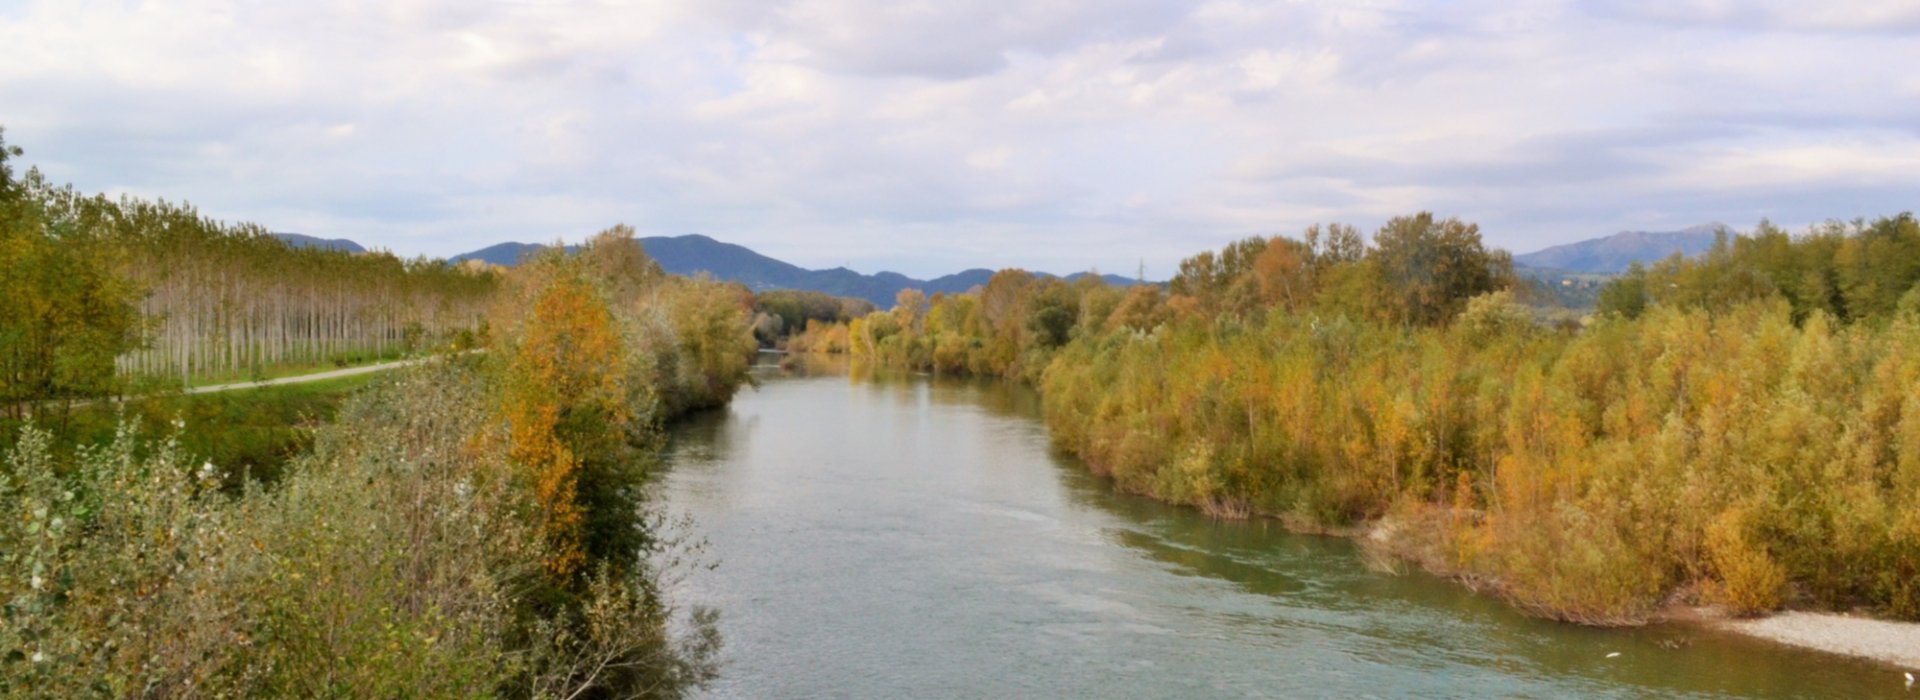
[653,357,1901,699]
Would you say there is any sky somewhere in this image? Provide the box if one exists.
[2,0,1917,279]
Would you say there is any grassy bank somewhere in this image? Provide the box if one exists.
[2,373,380,487]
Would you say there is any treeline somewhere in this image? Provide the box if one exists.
[795,213,1514,380]
[1,225,759,696]
[750,289,874,347]
[801,212,1920,624]
[0,129,495,410]
[1598,214,1920,323]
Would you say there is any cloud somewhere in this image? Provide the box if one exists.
[697,0,1194,79]
[1587,0,1920,33]
[0,0,1915,278]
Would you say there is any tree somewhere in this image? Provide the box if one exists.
[1595,263,1649,320]
[892,288,928,335]
[0,134,143,417]
[1024,280,1077,350]
[0,127,20,193]
[980,270,1036,372]
[663,277,756,412]
[1305,222,1366,266]
[1105,284,1168,332]
[1249,236,1315,312]
[1370,213,1514,326]
[579,224,664,302]
[496,254,629,580]
[752,289,874,339]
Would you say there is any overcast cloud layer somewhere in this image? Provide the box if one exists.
[3,0,1916,277]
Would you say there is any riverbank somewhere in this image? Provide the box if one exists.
[793,347,1920,655]
[663,364,1906,698]
[1365,510,1920,672]
[1704,609,1920,670]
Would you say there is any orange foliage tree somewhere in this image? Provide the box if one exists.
[496,254,629,580]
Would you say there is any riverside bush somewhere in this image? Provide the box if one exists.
[1,224,754,696]
[1040,300,1920,622]
[810,213,1920,624]
[0,361,721,698]
[1705,506,1788,615]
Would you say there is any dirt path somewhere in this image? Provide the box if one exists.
[185,356,443,395]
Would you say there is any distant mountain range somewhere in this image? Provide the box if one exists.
[272,224,1727,309]
[1513,224,1728,274]
[447,234,1141,307]
[445,241,561,265]
[270,233,366,253]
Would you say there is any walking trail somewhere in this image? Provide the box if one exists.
[185,356,443,395]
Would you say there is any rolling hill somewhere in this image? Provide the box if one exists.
[271,233,367,253]
[274,224,1734,310]
[448,234,1140,306]
[1514,224,1728,274]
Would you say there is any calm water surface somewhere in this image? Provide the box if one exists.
[654,357,1901,699]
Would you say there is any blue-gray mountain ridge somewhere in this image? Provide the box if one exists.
[270,233,366,254]
[448,235,1141,307]
[274,224,1729,308]
[1513,224,1728,275]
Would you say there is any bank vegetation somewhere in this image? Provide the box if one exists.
[2,129,759,696]
[792,212,1920,625]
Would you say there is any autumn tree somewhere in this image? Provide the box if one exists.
[661,276,758,412]
[578,224,665,301]
[980,270,1037,374]
[1105,284,1168,332]
[495,252,629,580]
[1168,237,1271,316]
[892,288,928,336]
[1248,236,1316,312]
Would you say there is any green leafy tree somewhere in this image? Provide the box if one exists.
[1024,280,1077,350]
[1370,213,1514,326]
[0,133,143,416]
[1595,263,1648,320]
[0,127,20,192]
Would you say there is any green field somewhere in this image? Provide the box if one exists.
[4,371,383,486]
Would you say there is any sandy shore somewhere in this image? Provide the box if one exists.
[1715,611,1920,670]
[1322,515,1920,673]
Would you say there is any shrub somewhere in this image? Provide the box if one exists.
[0,361,721,698]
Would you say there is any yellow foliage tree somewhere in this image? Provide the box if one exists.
[497,258,628,580]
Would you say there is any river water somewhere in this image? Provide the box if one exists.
[654,358,1902,699]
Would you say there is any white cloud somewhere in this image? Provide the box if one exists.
[0,0,1915,277]
[1239,49,1341,91]
[1594,0,1920,32]
[966,147,1014,171]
